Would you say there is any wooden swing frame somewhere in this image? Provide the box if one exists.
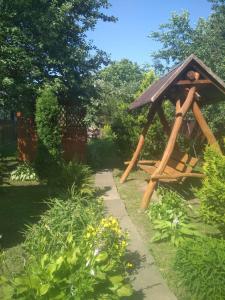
[120,55,224,210]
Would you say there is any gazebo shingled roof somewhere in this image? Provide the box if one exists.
[130,54,225,110]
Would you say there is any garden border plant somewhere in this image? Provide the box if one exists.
[0,163,133,299]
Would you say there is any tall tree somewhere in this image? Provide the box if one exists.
[150,2,225,78]
[88,59,145,124]
[0,0,116,112]
[149,1,225,140]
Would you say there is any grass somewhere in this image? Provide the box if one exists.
[0,157,55,249]
[0,155,56,298]
[113,168,219,300]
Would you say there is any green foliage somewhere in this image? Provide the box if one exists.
[36,87,62,159]
[87,125,120,169]
[1,197,132,299]
[150,5,225,138]
[134,70,157,98]
[174,237,225,300]
[111,104,167,160]
[148,187,189,222]
[24,196,104,257]
[60,161,94,195]
[10,163,38,182]
[0,0,115,112]
[148,187,199,246]
[0,161,133,299]
[35,87,62,180]
[88,59,168,160]
[89,59,145,125]
[195,146,225,233]
[150,219,200,247]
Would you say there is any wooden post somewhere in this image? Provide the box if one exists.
[120,104,157,184]
[192,101,222,154]
[140,85,198,210]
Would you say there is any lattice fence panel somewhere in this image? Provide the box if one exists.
[17,103,87,162]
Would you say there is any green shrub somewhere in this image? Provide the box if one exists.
[111,102,167,160]
[1,198,132,299]
[148,187,188,222]
[35,86,62,179]
[174,237,225,300]
[148,187,199,246]
[87,125,120,169]
[10,163,39,182]
[24,195,103,256]
[59,161,94,195]
[195,146,225,233]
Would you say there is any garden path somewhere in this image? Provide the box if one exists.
[95,170,177,300]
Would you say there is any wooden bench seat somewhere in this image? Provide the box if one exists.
[136,150,204,182]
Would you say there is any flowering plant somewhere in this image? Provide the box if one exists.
[148,187,200,246]
[1,217,132,299]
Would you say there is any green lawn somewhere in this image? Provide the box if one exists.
[0,157,55,249]
[113,168,219,300]
[0,156,58,298]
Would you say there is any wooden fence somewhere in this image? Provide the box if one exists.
[17,104,87,162]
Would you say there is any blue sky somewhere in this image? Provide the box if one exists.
[87,0,212,66]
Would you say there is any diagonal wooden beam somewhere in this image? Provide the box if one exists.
[120,103,157,184]
[140,82,198,210]
[192,101,222,154]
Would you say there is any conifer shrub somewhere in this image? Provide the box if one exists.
[35,86,62,180]
[195,146,225,234]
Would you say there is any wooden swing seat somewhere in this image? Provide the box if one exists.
[136,150,205,182]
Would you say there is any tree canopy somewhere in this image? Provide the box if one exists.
[150,1,225,78]
[86,59,147,125]
[149,0,225,139]
[0,0,116,112]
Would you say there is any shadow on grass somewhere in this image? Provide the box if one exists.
[0,184,54,249]
[0,157,18,185]
[142,177,202,202]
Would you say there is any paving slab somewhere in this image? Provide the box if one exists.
[95,170,177,300]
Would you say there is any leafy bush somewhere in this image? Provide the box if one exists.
[111,102,167,160]
[10,163,38,182]
[148,187,188,222]
[87,125,120,169]
[148,187,199,246]
[0,170,132,300]
[24,195,103,256]
[59,161,94,195]
[174,237,225,300]
[195,146,225,234]
[1,197,132,299]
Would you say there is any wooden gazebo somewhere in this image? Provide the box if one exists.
[120,54,225,210]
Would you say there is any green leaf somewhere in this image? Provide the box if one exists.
[96,270,106,280]
[66,232,73,243]
[117,284,133,297]
[41,253,48,268]
[39,283,50,296]
[95,252,108,263]
[109,275,123,284]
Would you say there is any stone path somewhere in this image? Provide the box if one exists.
[95,170,177,300]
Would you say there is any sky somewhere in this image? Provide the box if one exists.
[87,0,212,66]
